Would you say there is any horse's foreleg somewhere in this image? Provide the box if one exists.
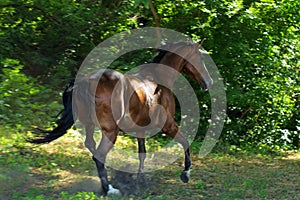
[137,135,147,187]
[84,125,96,153]
[174,132,191,183]
[163,124,191,183]
[93,131,119,196]
[180,144,191,183]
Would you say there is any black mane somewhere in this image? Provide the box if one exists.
[151,42,193,63]
[151,50,167,63]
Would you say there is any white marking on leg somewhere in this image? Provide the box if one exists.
[108,184,121,196]
[185,169,190,177]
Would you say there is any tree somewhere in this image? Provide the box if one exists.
[1,0,299,149]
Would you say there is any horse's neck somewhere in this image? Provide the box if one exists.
[155,53,185,87]
[159,53,185,72]
[134,53,185,88]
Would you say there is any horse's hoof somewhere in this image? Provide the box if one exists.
[180,170,190,183]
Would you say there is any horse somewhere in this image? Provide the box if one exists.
[28,40,213,196]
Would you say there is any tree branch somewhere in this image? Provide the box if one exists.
[149,0,160,27]
[149,0,161,47]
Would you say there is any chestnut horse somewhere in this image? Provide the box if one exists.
[29,41,213,196]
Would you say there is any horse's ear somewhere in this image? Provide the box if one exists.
[197,38,206,46]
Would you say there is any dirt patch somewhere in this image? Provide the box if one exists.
[0,167,50,199]
[58,177,101,194]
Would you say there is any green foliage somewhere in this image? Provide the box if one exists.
[0,0,147,81]
[0,0,299,150]
[151,0,299,150]
[0,59,61,130]
[134,0,150,9]
[204,0,300,150]
[60,191,99,200]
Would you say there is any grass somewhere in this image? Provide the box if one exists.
[0,129,299,199]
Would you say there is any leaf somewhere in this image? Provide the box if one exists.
[134,0,149,9]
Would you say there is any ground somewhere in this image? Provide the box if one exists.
[0,131,299,199]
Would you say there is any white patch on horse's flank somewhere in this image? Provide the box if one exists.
[108,184,121,196]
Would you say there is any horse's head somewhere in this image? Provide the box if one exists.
[175,40,213,91]
[145,41,213,90]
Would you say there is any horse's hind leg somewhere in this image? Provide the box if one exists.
[137,137,146,173]
[163,122,191,183]
[93,130,119,196]
[137,137,147,179]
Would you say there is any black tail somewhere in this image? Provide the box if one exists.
[28,79,77,144]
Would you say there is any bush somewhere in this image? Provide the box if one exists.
[0,59,61,130]
[154,0,300,149]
